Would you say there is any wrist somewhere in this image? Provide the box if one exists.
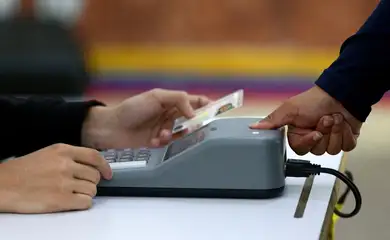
[0,164,17,212]
[0,189,14,213]
[81,106,115,150]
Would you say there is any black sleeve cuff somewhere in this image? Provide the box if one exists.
[53,100,106,147]
[315,73,372,123]
[314,0,390,122]
[315,34,390,122]
[15,98,106,157]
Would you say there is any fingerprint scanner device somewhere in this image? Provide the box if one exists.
[97,117,287,199]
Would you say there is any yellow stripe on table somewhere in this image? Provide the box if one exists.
[89,46,338,76]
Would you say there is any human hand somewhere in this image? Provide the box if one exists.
[81,88,211,149]
[0,144,112,214]
[288,113,349,155]
[250,86,362,155]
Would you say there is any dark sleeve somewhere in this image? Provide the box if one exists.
[0,96,105,159]
[315,0,390,122]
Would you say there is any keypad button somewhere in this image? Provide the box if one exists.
[122,149,133,155]
[118,154,134,162]
[116,148,134,162]
[105,156,116,163]
[104,151,116,157]
[122,152,133,157]
[138,149,150,156]
[102,150,117,163]
[137,153,148,157]
[104,153,116,159]
[136,151,149,157]
[102,148,151,163]
[138,148,149,153]
[135,154,150,161]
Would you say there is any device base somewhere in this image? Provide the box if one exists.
[96,186,285,199]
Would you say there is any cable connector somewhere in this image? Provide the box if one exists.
[285,158,362,219]
[285,159,321,178]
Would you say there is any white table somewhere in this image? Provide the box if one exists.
[0,147,344,240]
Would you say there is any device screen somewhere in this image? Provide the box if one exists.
[164,126,207,161]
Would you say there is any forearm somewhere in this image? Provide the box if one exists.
[315,0,390,122]
[0,96,104,159]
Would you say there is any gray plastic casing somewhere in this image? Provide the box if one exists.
[97,117,286,194]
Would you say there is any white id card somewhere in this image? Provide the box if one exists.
[172,89,244,134]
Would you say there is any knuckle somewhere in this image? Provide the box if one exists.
[264,115,272,121]
[58,178,72,194]
[84,149,103,165]
[198,95,208,100]
[93,170,101,183]
[284,111,297,123]
[179,90,188,96]
[177,91,189,100]
[90,185,98,197]
[87,149,101,160]
[149,88,163,95]
[51,143,70,154]
[327,150,339,155]
[151,88,162,92]
[58,157,72,174]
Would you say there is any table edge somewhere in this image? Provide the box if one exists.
[319,152,347,240]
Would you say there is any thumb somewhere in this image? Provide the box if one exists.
[250,104,298,129]
[288,130,323,155]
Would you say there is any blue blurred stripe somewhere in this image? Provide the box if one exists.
[92,73,316,92]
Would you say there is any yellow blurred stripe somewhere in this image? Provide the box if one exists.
[89,46,338,76]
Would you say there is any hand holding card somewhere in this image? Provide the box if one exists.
[172,89,244,135]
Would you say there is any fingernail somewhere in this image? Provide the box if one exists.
[323,118,332,127]
[250,121,267,127]
[160,129,171,138]
[313,132,323,141]
[151,138,160,147]
[106,170,113,180]
[334,115,342,124]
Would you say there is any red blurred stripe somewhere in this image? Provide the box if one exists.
[20,0,35,17]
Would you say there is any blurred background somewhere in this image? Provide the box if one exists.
[0,0,388,239]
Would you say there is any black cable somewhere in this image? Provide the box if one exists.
[337,170,353,205]
[285,159,362,218]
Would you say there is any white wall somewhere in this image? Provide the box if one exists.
[0,0,86,27]
[0,0,19,20]
[35,0,86,27]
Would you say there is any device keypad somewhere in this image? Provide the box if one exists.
[103,150,117,163]
[135,148,151,161]
[116,149,133,162]
[101,148,151,163]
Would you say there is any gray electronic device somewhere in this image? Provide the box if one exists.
[97,117,287,199]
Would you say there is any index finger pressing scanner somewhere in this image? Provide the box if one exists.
[97,117,287,199]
